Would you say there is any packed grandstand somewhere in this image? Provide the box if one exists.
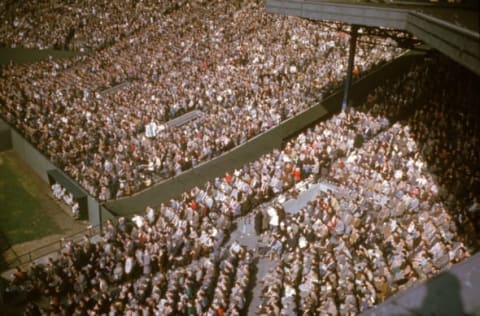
[0,0,479,315]
[0,0,404,201]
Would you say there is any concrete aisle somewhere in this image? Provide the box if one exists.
[283,181,338,214]
[226,212,278,315]
[247,257,277,316]
[222,181,339,315]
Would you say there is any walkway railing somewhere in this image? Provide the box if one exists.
[2,225,100,270]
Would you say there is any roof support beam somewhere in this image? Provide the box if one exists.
[406,11,480,75]
[342,25,358,110]
[266,0,480,76]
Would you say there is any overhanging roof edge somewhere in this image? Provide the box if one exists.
[266,0,480,76]
[408,10,480,40]
[267,2,408,29]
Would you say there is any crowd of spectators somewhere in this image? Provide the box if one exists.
[0,0,404,201]
[1,1,479,314]
[6,55,478,315]
[0,0,184,51]
[51,183,80,219]
[256,57,479,315]
[257,125,471,314]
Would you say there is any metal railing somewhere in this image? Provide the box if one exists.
[2,225,101,270]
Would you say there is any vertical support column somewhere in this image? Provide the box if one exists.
[341,25,359,111]
[98,202,103,232]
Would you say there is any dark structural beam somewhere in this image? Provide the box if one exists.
[267,0,409,29]
[342,25,358,110]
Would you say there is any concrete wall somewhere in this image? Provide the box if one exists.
[100,205,118,224]
[87,196,101,227]
[0,120,12,151]
[10,129,57,183]
[1,120,113,227]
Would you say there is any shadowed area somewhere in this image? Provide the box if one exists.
[0,47,81,66]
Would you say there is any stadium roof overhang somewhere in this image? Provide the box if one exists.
[266,0,480,76]
[361,251,480,316]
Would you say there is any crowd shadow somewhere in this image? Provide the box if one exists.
[403,58,480,252]
[355,53,480,252]
[353,52,480,316]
